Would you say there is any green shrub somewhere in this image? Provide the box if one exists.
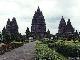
[50,40,80,57]
[35,41,68,60]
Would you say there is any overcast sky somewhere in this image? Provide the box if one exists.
[0,0,80,35]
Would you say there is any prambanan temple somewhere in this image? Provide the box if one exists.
[2,17,19,42]
[31,6,46,39]
[1,6,80,41]
[57,16,79,40]
[6,17,19,35]
[58,16,74,37]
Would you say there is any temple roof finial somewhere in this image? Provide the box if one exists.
[38,6,39,9]
[8,18,10,21]
[68,19,70,22]
[37,6,40,11]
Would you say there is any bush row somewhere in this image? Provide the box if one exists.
[48,40,80,57]
[35,40,68,60]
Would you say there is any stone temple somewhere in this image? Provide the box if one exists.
[58,16,66,35]
[31,6,46,39]
[2,17,19,41]
[58,16,74,38]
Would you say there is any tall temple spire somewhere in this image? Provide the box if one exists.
[61,16,65,22]
[7,18,10,25]
[58,17,75,38]
[37,6,40,12]
[67,19,71,25]
[58,16,66,34]
[38,6,40,10]
[31,7,46,39]
[62,16,63,19]
[66,19,74,33]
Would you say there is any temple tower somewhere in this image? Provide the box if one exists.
[58,16,66,35]
[31,6,46,39]
[66,19,74,34]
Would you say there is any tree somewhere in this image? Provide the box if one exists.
[0,32,2,43]
[2,27,11,44]
[25,27,30,40]
[46,29,51,39]
[2,27,6,42]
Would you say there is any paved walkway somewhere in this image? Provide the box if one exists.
[0,42,36,60]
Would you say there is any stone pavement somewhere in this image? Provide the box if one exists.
[0,42,36,60]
